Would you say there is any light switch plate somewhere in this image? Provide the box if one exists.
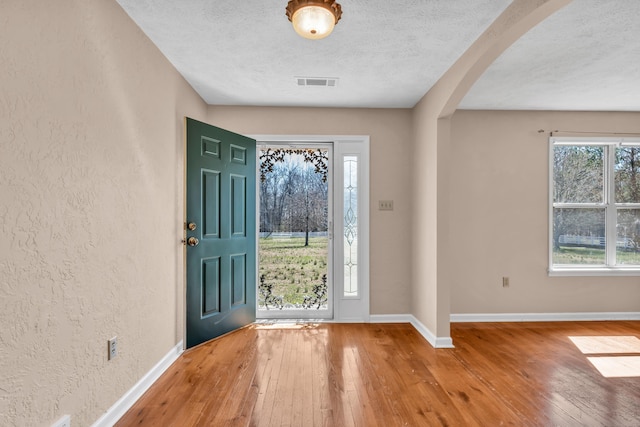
[379,200,394,211]
[108,337,117,360]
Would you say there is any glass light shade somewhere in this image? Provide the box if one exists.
[291,6,336,40]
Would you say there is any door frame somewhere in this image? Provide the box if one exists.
[250,135,370,323]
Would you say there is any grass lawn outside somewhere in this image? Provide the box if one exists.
[553,246,640,265]
[258,236,328,310]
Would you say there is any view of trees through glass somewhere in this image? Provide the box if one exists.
[258,148,330,311]
[552,144,640,266]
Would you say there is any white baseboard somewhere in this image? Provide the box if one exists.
[370,314,413,323]
[91,341,184,427]
[451,312,640,323]
[370,312,640,346]
[370,314,454,349]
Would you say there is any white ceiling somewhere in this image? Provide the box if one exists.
[460,0,640,111]
[116,0,640,111]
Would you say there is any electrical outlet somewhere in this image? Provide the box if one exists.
[51,415,70,427]
[378,200,394,211]
[502,276,510,288]
[108,337,117,360]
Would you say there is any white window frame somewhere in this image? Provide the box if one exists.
[549,136,640,276]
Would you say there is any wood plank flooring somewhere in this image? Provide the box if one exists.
[116,321,640,426]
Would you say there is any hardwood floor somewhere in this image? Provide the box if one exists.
[116,321,640,426]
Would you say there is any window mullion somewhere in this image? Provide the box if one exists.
[552,203,605,209]
[606,145,617,266]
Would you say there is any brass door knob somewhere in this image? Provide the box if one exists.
[187,237,199,247]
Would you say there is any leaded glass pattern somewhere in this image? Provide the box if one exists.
[344,156,358,296]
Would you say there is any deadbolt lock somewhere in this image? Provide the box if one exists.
[187,222,197,231]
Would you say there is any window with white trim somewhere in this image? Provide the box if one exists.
[550,137,640,274]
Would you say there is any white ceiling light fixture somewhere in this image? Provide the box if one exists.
[285,0,342,40]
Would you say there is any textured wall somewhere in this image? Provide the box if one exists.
[449,110,640,314]
[0,1,206,425]
[207,106,414,316]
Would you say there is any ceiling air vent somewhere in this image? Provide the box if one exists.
[296,77,338,87]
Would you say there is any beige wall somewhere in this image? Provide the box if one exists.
[411,0,571,340]
[0,1,206,425]
[207,106,414,316]
[449,110,640,314]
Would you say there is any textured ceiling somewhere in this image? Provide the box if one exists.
[116,0,640,111]
[115,0,510,108]
[459,0,640,111]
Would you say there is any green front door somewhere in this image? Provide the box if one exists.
[185,117,256,349]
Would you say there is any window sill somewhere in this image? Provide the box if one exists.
[549,267,640,277]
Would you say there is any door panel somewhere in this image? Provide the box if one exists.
[202,256,221,315]
[231,175,246,236]
[231,254,246,305]
[186,117,256,349]
[202,170,220,238]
